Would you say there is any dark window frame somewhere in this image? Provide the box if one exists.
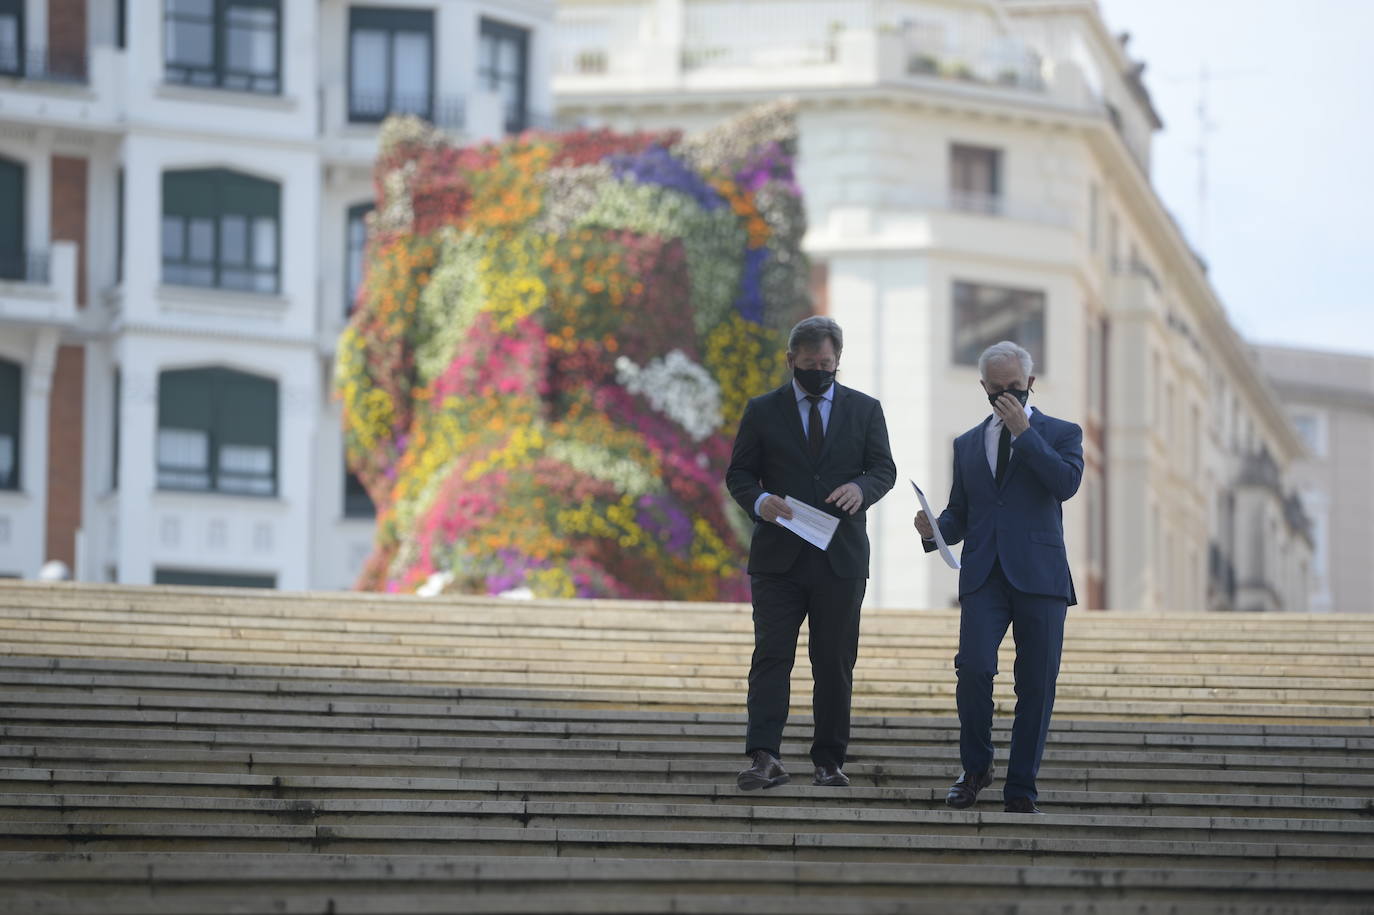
[347,7,435,123]
[164,0,283,95]
[154,567,276,588]
[111,367,121,491]
[115,167,124,284]
[344,200,373,316]
[344,464,375,519]
[479,16,530,134]
[0,155,25,281]
[156,366,279,497]
[950,280,1047,375]
[161,167,281,294]
[0,0,23,78]
[0,358,21,492]
[949,143,1003,215]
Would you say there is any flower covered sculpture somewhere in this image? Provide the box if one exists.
[336,103,812,600]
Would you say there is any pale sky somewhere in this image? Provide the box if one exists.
[1096,0,1374,357]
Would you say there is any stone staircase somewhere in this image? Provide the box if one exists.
[0,580,1371,913]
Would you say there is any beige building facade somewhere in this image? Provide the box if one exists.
[553,0,1312,611]
[1253,345,1374,614]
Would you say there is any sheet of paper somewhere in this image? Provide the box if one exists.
[776,496,840,551]
[912,480,961,570]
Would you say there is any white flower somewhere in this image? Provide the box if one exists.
[416,570,453,597]
[616,350,723,442]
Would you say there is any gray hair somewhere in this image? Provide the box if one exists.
[788,316,843,356]
[978,341,1033,381]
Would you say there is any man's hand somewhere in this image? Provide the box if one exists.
[759,494,794,524]
[993,393,1031,437]
[914,510,934,540]
[826,483,864,515]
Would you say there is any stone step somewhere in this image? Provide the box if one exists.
[5,793,1371,846]
[5,819,1374,870]
[4,745,1368,796]
[2,768,1367,819]
[4,721,1369,775]
[4,853,1374,911]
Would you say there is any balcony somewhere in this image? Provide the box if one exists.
[320,85,508,160]
[0,45,88,84]
[0,242,78,327]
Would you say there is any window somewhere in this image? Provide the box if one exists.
[155,568,276,588]
[951,281,1046,373]
[345,202,373,315]
[0,156,24,281]
[344,464,375,518]
[349,8,433,122]
[0,0,21,77]
[479,18,530,133]
[162,169,280,293]
[949,144,1001,215]
[165,0,281,93]
[0,358,20,491]
[1290,409,1327,458]
[157,367,278,496]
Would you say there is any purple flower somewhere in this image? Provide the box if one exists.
[610,146,725,211]
[734,246,769,324]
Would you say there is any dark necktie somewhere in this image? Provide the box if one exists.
[806,395,825,457]
[995,424,1011,485]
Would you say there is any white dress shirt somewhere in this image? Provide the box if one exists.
[985,403,1034,477]
[753,379,835,518]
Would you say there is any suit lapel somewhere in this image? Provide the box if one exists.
[973,415,997,492]
[771,383,810,458]
[817,384,851,463]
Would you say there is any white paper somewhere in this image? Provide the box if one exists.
[775,496,840,551]
[912,480,961,570]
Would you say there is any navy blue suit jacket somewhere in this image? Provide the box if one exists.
[928,407,1083,605]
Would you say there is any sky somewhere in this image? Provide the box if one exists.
[1095,0,1374,357]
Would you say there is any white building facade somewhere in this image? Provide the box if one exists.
[0,0,556,588]
[553,0,1312,611]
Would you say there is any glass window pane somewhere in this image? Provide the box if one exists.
[220,443,272,475]
[252,217,276,268]
[167,20,214,67]
[227,6,277,75]
[351,30,388,113]
[168,0,213,14]
[220,214,247,265]
[188,217,215,262]
[157,427,211,489]
[392,32,430,113]
[497,38,519,76]
[0,17,19,73]
[0,434,14,489]
[951,281,1046,373]
[162,216,185,260]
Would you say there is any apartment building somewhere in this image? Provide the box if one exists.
[553,0,1313,610]
[0,0,556,588]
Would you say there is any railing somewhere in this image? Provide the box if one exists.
[0,45,89,84]
[0,250,51,285]
[348,92,467,130]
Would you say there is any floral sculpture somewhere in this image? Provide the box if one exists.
[336,103,811,600]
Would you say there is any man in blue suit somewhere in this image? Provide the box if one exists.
[915,341,1082,814]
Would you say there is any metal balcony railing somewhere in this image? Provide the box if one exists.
[0,250,51,284]
[0,45,89,84]
[347,92,467,130]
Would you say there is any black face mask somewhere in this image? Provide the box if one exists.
[794,366,836,396]
[987,386,1030,408]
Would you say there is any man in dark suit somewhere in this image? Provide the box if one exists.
[915,340,1082,814]
[726,316,896,790]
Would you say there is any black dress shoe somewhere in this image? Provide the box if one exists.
[1003,796,1044,814]
[812,764,849,787]
[737,750,789,791]
[945,765,995,809]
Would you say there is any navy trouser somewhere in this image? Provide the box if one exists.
[955,560,1067,802]
[745,546,866,768]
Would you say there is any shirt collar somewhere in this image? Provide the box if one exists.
[792,378,836,403]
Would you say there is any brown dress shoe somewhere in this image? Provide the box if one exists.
[1003,796,1044,814]
[737,750,789,791]
[812,764,849,787]
[945,765,995,809]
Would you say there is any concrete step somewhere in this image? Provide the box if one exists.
[5,793,1371,847]
[2,581,1372,911]
[4,853,1374,912]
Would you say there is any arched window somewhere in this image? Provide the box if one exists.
[162,168,280,293]
[157,367,277,495]
[0,358,19,490]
